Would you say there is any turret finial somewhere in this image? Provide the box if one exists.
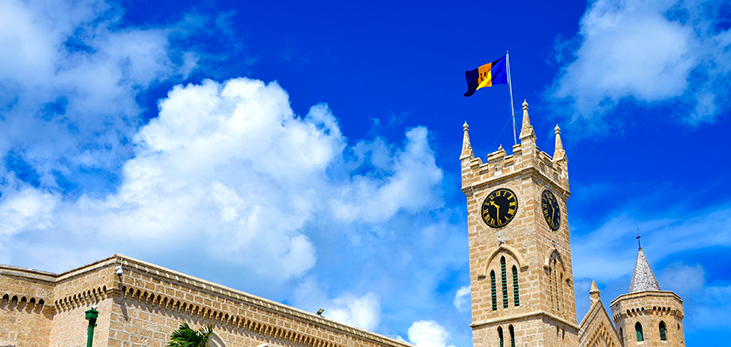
[589,280,601,303]
[460,121,474,160]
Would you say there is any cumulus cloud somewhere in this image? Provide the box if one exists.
[0,77,443,283]
[291,277,381,331]
[0,0,222,194]
[407,320,455,347]
[453,286,470,312]
[549,0,731,131]
[325,293,382,331]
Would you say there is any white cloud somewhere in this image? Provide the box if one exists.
[572,203,731,282]
[659,262,705,297]
[453,286,470,312]
[326,292,382,331]
[0,77,443,284]
[291,277,381,331]
[0,178,58,236]
[407,320,455,347]
[0,0,208,191]
[550,0,731,130]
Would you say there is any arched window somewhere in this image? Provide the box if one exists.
[501,257,508,308]
[559,273,564,312]
[491,270,497,311]
[498,327,504,347]
[512,265,520,306]
[549,268,553,308]
[207,332,228,347]
[659,321,667,341]
[635,322,644,342]
[509,325,515,347]
[553,259,559,311]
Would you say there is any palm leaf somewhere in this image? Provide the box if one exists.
[167,322,214,347]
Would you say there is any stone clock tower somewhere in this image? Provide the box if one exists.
[461,101,579,347]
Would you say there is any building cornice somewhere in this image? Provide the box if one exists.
[471,310,580,331]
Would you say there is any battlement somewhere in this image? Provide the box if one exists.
[460,100,569,195]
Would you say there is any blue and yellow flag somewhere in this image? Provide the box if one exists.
[464,56,508,97]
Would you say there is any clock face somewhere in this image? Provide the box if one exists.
[481,188,518,228]
[541,189,561,231]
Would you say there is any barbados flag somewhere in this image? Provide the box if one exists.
[464,56,508,97]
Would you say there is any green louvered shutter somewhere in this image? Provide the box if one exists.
[512,266,519,306]
[501,257,508,308]
[491,270,497,311]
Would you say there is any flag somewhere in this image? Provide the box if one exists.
[464,55,508,97]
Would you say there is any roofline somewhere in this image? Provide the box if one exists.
[610,290,683,306]
[1,255,413,347]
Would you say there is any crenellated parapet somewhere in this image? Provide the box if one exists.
[461,100,569,196]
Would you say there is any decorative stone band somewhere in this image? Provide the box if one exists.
[0,293,48,314]
[610,290,684,321]
[462,166,570,201]
[470,310,581,331]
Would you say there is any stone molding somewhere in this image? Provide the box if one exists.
[470,310,581,331]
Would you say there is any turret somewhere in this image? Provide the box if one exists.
[610,246,685,347]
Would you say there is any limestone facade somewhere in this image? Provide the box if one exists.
[461,101,578,347]
[1,256,412,347]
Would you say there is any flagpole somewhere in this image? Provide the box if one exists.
[506,51,517,146]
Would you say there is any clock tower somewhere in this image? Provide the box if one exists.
[461,101,579,347]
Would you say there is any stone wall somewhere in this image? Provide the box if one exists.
[0,265,55,347]
[1,255,415,347]
[610,291,684,347]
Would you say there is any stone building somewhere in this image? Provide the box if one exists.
[1,100,685,347]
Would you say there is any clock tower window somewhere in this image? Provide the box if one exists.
[501,257,508,308]
[512,265,520,307]
[491,270,497,311]
[509,325,515,347]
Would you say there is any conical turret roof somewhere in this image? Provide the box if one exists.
[629,247,661,293]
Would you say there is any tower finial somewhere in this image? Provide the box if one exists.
[460,121,474,160]
[637,227,641,249]
[554,124,566,161]
[519,99,535,141]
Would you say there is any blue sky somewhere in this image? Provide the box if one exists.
[0,0,729,345]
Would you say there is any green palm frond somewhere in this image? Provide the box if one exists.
[167,322,214,347]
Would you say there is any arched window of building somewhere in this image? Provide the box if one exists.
[559,273,564,312]
[501,257,508,308]
[512,265,519,306]
[553,258,559,311]
[491,270,497,311]
[548,268,553,309]
[635,322,644,342]
[659,321,667,341]
[207,332,228,347]
[498,327,504,347]
[509,325,515,347]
